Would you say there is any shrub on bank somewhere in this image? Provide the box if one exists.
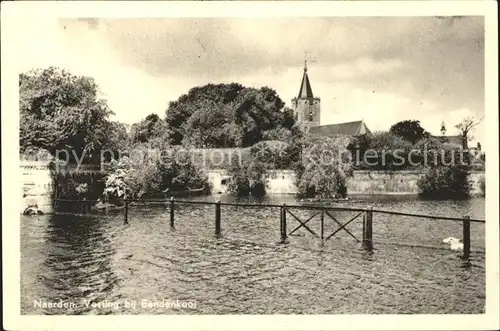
[103,150,212,203]
[104,156,162,203]
[417,141,472,199]
[418,165,472,199]
[158,147,212,194]
[226,156,268,197]
[51,166,105,212]
[478,175,485,196]
[294,134,353,199]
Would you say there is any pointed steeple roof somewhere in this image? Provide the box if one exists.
[297,64,314,99]
[440,120,446,135]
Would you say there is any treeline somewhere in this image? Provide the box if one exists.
[19,67,126,164]
[20,68,298,156]
[19,67,300,203]
[20,67,482,202]
[125,84,298,149]
[346,120,481,199]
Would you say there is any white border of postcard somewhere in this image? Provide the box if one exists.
[2,1,499,330]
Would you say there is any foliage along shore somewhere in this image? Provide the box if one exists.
[20,67,484,208]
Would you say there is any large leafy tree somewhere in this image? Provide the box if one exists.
[389,120,430,145]
[102,121,131,159]
[130,113,167,145]
[20,67,114,163]
[182,101,239,148]
[165,83,294,147]
[165,83,246,145]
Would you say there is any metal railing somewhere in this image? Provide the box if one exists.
[52,197,485,263]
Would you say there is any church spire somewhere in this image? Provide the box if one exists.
[292,56,321,130]
[298,52,314,98]
[297,65,314,99]
[441,120,446,136]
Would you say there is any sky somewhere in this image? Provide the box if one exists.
[14,16,485,143]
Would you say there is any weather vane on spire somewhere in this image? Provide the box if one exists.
[304,51,317,71]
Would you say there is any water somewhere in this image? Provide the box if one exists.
[21,195,485,314]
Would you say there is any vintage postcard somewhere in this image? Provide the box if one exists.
[2,1,499,330]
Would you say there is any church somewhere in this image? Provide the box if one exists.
[291,62,371,136]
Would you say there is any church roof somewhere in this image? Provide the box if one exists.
[297,68,314,99]
[436,135,464,147]
[309,120,371,136]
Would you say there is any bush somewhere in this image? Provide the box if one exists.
[226,156,268,197]
[103,147,211,202]
[416,139,472,199]
[103,156,162,202]
[51,166,105,212]
[418,165,472,199]
[294,134,353,199]
[158,147,212,194]
[478,175,485,196]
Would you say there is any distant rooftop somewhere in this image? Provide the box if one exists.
[309,120,371,136]
[436,135,464,147]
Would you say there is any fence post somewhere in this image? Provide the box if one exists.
[124,200,129,225]
[280,203,287,243]
[170,197,175,229]
[53,185,58,211]
[363,207,373,251]
[280,206,283,240]
[462,215,471,261]
[215,200,221,237]
[320,209,324,242]
[362,212,366,243]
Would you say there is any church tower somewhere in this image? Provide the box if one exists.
[291,61,321,131]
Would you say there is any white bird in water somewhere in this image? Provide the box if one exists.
[442,237,464,252]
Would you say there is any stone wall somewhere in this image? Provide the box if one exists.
[207,169,485,195]
[20,161,104,214]
[20,160,485,214]
[348,170,484,195]
[21,161,54,214]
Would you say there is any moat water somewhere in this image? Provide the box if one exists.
[21,195,485,314]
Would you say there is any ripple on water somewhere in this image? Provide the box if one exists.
[21,196,485,314]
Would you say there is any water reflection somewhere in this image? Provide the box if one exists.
[38,214,118,314]
[21,195,485,314]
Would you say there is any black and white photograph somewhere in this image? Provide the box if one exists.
[2,1,499,330]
